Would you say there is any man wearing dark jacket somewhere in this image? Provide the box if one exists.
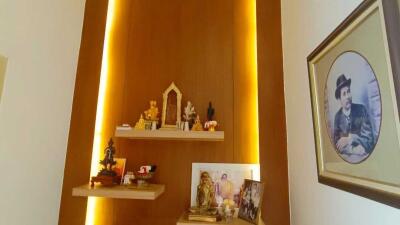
[333,74,374,157]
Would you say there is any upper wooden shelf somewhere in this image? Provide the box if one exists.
[72,183,165,200]
[115,128,224,141]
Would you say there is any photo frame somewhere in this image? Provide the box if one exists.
[307,0,400,208]
[238,179,264,225]
[161,82,182,129]
[112,158,126,184]
[191,163,260,209]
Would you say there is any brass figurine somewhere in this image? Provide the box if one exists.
[134,114,146,130]
[191,115,204,131]
[196,171,216,209]
[144,100,159,121]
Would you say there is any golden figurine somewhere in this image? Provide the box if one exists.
[196,171,216,209]
[134,114,146,130]
[144,100,159,121]
[191,115,204,131]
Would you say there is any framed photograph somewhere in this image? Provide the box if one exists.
[238,179,264,225]
[112,158,126,184]
[191,163,260,208]
[307,0,400,208]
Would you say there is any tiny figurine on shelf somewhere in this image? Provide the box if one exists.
[183,101,196,130]
[191,115,204,131]
[144,100,159,121]
[207,102,215,121]
[205,102,218,131]
[122,171,135,185]
[134,114,146,130]
[91,138,120,187]
[222,199,235,222]
[135,165,157,187]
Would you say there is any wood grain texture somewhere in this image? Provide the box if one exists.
[256,0,290,225]
[113,1,234,224]
[59,0,290,224]
[57,1,109,225]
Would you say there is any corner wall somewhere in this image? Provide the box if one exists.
[0,0,85,225]
[282,0,400,224]
[257,0,290,224]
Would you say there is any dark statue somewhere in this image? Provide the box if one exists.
[91,138,119,186]
[98,138,117,177]
[207,102,215,121]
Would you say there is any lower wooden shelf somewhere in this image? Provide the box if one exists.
[177,212,265,225]
[72,183,165,200]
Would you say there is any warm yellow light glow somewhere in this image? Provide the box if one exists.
[249,0,259,163]
[85,0,116,224]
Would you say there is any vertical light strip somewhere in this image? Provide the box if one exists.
[250,0,260,163]
[85,0,116,224]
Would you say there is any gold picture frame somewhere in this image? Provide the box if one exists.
[161,82,182,129]
[307,0,400,208]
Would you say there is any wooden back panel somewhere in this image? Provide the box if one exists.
[59,0,290,224]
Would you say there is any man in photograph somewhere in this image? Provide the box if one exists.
[333,74,374,158]
[216,173,234,203]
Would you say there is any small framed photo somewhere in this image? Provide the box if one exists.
[112,158,126,183]
[308,0,400,208]
[238,179,264,224]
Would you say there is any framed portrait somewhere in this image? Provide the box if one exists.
[0,55,7,103]
[307,0,400,208]
[238,179,264,225]
[191,163,260,209]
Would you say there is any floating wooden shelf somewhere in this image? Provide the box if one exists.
[72,183,165,200]
[115,128,224,141]
[176,212,265,225]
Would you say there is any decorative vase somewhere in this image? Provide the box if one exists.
[151,121,157,130]
[208,124,216,131]
[184,121,190,131]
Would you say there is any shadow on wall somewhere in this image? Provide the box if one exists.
[0,54,7,102]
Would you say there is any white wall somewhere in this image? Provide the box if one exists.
[282,0,400,225]
[0,0,85,225]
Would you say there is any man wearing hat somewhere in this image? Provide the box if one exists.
[333,74,374,158]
